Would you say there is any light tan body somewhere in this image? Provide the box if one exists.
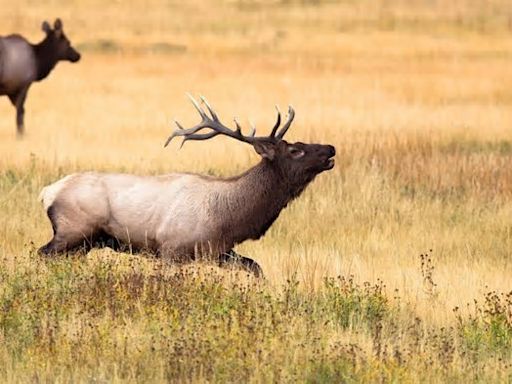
[39,164,290,261]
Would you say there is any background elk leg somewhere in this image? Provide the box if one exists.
[8,84,29,137]
[219,250,263,278]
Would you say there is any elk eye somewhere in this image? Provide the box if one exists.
[288,147,305,158]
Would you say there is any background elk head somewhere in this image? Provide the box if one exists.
[41,18,81,63]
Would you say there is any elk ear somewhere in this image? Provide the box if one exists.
[253,140,276,161]
[42,21,51,34]
[54,18,63,30]
[53,18,63,38]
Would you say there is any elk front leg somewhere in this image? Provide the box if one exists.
[8,85,29,138]
[219,250,264,278]
[159,242,196,265]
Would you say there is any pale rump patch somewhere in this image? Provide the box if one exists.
[38,174,77,211]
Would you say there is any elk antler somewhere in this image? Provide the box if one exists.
[164,94,295,148]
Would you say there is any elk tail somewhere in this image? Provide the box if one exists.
[38,174,75,211]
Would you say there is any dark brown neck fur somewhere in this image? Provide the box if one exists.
[32,38,58,81]
[210,160,316,246]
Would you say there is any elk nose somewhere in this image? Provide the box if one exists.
[327,145,336,157]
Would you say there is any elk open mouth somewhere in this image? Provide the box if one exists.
[323,157,335,170]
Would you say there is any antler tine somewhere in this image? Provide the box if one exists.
[174,120,185,130]
[234,118,243,134]
[186,93,208,120]
[163,134,174,148]
[200,96,219,122]
[249,120,256,137]
[163,119,207,147]
[276,106,295,139]
[179,131,219,148]
[270,105,281,138]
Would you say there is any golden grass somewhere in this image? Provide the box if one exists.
[1,0,512,381]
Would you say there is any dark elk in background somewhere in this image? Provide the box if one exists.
[0,18,80,137]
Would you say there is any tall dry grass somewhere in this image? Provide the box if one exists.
[1,0,512,381]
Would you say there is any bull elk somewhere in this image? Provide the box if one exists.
[0,18,81,137]
[38,96,336,277]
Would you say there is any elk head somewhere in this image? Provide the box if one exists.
[42,18,81,63]
[165,96,336,192]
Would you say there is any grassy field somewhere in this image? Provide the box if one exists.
[1,0,512,382]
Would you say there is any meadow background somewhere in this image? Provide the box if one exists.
[1,0,512,382]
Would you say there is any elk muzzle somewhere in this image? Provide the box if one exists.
[320,144,336,171]
[67,47,81,62]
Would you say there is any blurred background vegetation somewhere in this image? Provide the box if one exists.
[1,0,511,382]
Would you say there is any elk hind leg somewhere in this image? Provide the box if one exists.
[38,205,96,256]
[38,235,92,256]
[219,250,264,278]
